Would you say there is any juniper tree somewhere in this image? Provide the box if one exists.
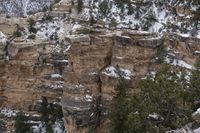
[28,18,37,33]
[77,0,83,13]
[187,58,200,110]
[99,0,109,16]
[126,65,193,133]
[15,112,31,133]
[0,118,5,132]
[110,77,129,133]
[39,97,64,133]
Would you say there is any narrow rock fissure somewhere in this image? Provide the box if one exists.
[91,37,115,131]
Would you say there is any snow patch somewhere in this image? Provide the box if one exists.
[51,74,62,78]
[194,128,200,133]
[0,108,18,117]
[193,108,200,116]
[85,94,93,102]
[165,57,194,69]
[102,66,133,80]
[0,32,7,44]
[36,18,65,41]
[148,113,160,120]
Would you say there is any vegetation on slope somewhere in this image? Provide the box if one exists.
[110,61,200,132]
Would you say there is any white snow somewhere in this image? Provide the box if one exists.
[27,120,41,124]
[56,60,68,63]
[64,45,71,53]
[31,120,66,133]
[32,121,46,133]
[51,74,62,78]
[0,108,18,117]
[193,108,200,116]
[195,51,200,54]
[50,84,63,89]
[36,18,65,41]
[85,94,93,102]
[102,66,133,80]
[0,31,7,44]
[178,33,190,38]
[116,57,124,59]
[88,71,97,75]
[32,114,41,117]
[176,71,191,83]
[53,120,66,133]
[165,57,194,69]
[0,0,54,16]
[194,128,200,133]
[142,71,156,80]
[148,113,160,120]
[72,23,82,33]
[74,0,200,39]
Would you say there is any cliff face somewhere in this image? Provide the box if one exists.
[0,28,200,132]
[0,0,200,132]
[61,31,200,133]
[0,38,68,109]
[0,17,200,132]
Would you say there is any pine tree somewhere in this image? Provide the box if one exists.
[0,118,5,132]
[77,0,83,13]
[39,97,64,132]
[110,77,129,133]
[40,96,49,122]
[156,38,167,63]
[27,18,37,33]
[188,57,200,110]
[99,0,109,16]
[126,65,192,132]
[15,112,31,133]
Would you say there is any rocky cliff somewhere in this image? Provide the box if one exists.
[61,30,200,132]
[1,24,200,132]
[0,39,66,108]
[0,0,200,132]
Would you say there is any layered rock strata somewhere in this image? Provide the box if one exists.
[0,29,200,132]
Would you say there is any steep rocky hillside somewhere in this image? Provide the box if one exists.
[0,0,200,133]
[70,0,200,35]
[0,0,55,16]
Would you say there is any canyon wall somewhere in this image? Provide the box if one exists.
[0,38,68,109]
[0,29,200,132]
[61,31,200,133]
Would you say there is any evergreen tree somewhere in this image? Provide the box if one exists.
[110,77,129,133]
[40,96,49,122]
[0,118,5,132]
[114,0,131,13]
[13,24,23,37]
[77,0,83,13]
[126,65,192,133]
[188,57,200,110]
[156,38,167,64]
[46,122,54,133]
[39,97,64,132]
[15,112,31,133]
[109,18,118,28]
[99,0,109,16]
[27,18,37,33]
[127,3,134,15]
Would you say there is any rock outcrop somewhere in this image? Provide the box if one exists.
[0,38,69,109]
[0,27,200,133]
[61,29,200,133]
[61,31,163,133]
[0,0,200,132]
